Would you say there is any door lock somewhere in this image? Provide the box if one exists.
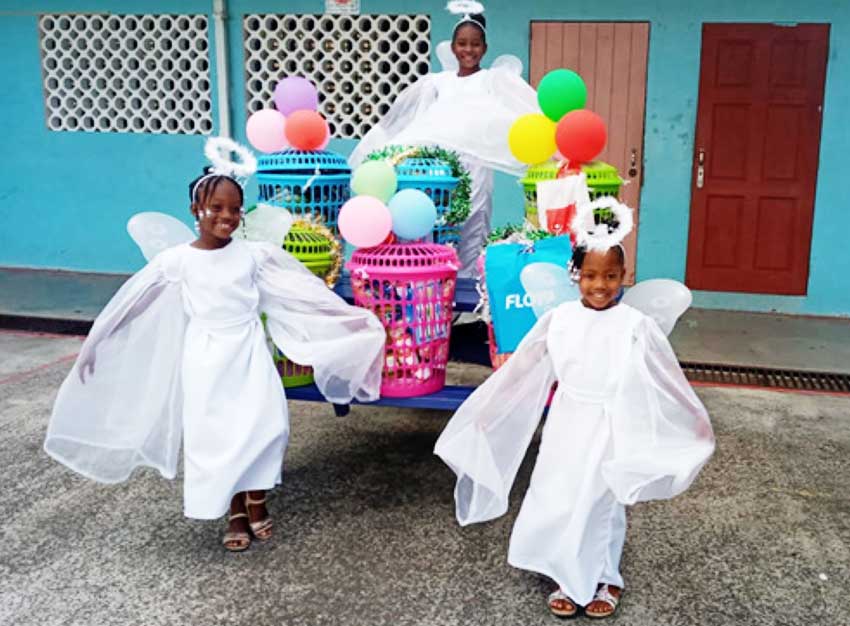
[696,148,705,189]
[628,148,638,178]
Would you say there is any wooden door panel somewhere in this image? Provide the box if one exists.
[686,24,828,294]
[530,21,649,283]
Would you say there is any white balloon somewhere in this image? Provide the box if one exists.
[435,40,459,73]
[622,279,692,336]
[238,203,294,245]
[520,262,580,319]
[127,212,195,262]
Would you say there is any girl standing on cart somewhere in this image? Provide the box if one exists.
[349,1,538,277]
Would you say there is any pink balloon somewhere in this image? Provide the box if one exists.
[274,76,319,116]
[246,109,288,153]
[338,196,392,248]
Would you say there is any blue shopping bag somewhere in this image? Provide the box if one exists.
[485,236,573,353]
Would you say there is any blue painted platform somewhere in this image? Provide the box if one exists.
[286,383,473,414]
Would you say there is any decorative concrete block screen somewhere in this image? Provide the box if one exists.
[38,13,213,134]
[243,13,431,139]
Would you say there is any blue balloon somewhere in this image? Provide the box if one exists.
[388,189,437,241]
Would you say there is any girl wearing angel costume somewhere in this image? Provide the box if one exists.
[349,1,538,277]
[434,204,715,618]
[44,139,385,552]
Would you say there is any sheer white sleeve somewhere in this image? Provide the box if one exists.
[603,316,716,505]
[434,311,557,526]
[251,242,385,404]
[488,67,539,120]
[348,75,439,168]
[44,249,187,483]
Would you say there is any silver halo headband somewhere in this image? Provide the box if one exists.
[192,136,257,204]
[447,1,486,36]
[452,14,486,36]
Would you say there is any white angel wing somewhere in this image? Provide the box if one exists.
[126,212,194,262]
[435,40,459,73]
[237,203,294,246]
[520,262,580,318]
[622,279,692,335]
[490,54,523,75]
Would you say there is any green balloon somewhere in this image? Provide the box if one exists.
[351,160,398,203]
[537,69,588,122]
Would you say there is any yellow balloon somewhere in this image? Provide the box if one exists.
[508,113,557,165]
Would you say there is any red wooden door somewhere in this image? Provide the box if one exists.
[686,24,829,294]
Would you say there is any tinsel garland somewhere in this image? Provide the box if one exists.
[486,222,554,245]
[364,145,473,225]
[290,217,343,289]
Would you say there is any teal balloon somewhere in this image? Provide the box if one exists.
[537,69,588,122]
[351,160,398,203]
[388,189,437,241]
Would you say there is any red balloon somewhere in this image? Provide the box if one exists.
[555,110,607,164]
[284,110,328,150]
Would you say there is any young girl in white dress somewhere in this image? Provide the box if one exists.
[434,242,715,618]
[45,170,385,552]
[349,3,538,276]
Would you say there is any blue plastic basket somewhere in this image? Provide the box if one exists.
[256,149,351,233]
[394,158,460,245]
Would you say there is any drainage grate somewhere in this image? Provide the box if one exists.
[681,362,850,393]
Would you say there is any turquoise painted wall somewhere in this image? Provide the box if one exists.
[1,1,849,316]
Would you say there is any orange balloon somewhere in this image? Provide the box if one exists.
[284,110,328,150]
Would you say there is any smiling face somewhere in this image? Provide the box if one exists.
[451,23,486,76]
[191,178,243,246]
[578,248,626,311]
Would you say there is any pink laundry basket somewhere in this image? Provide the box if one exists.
[348,243,459,398]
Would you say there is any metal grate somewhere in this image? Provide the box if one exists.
[681,362,850,393]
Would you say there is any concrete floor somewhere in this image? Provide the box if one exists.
[1,330,849,626]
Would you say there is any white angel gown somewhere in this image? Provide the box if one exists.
[349,68,539,276]
[45,239,384,519]
[434,300,715,605]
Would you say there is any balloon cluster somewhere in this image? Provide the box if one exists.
[338,161,438,248]
[508,69,607,167]
[245,77,330,153]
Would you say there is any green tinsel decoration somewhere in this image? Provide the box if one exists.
[364,145,472,226]
[486,222,554,244]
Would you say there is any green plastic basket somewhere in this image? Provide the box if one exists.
[520,160,623,226]
[273,226,333,388]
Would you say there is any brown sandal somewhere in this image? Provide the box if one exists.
[547,588,578,618]
[585,584,622,619]
[222,512,251,552]
[245,494,273,541]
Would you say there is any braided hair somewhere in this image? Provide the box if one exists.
[188,167,244,208]
[568,244,626,282]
